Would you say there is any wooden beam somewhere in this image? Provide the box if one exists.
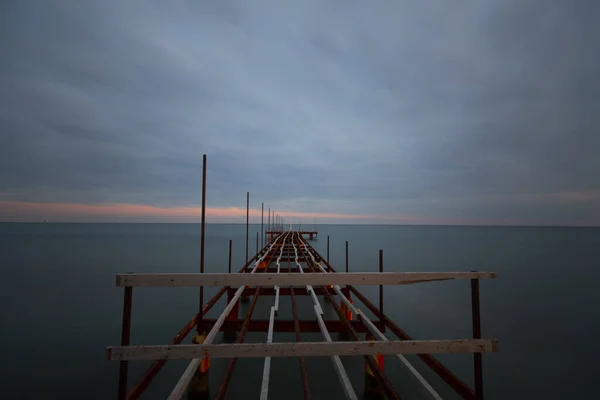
[106,339,498,361]
[116,271,497,287]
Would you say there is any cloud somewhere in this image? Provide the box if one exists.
[1,1,599,225]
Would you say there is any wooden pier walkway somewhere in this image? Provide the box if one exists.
[106,155,497,400]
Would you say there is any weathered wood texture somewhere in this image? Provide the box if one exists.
[107,339,498,361]
[116,272,496,287]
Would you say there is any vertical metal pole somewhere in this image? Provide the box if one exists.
[261,202,264,249]
[245,192,249,263]
[118,287,133,400]
[345,241,348,273]
[268,208,271,236]
[228,240,232,274]
[471,278,483,400]
[256,231,259,254]
[379,249,383,325]
[327,235,330,266]
[198,154,207,331]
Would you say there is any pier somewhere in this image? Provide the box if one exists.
[106,155,497,399]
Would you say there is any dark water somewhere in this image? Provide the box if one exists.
[1,223,599,399]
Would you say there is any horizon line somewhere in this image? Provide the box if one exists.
[0,200,597,227]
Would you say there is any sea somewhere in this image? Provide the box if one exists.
[0,223,598,399]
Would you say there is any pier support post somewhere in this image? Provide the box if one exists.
[471,277,483,400]
[228,240,232,274]
[364,332,385,399]
[117,286,132,400]
[327,235,330,268]
[189,332,210,399]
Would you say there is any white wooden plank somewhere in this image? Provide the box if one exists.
[260,307,276,400]
[107,339,498,360]
[308,285,323,315]
[205,286,244,344]
[331,355,359,400]
[167,359,200,400]
[314,293,358,400]
[274,286,280,313]
[116,271,497,287]
[333,285,359,315]
[260,357,272,400]
[267,308,275,344]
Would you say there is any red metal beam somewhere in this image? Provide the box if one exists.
[197,318,385,333]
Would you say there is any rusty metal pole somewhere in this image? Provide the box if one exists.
[379,249,383,326]
[198,154,207,332]
[261,202,264,249]
[118,286,132,400]
[268,208,271,242]
[345,241,348,273]
[256,231,259,254]
[327,235,330,267]
[245,192,249,263]
[228,240,232,274]
[471,277,483,400]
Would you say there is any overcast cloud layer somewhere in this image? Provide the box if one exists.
[1,1,599,225]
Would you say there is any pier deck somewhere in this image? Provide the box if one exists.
[106,155,497,400]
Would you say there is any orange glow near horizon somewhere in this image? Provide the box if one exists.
[0,200,407,223]
[0,200,550,225]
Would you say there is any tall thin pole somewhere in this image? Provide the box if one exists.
[228,240,232,273]
[198,154,207,332]
[245,192,249,263]
[327,235,330,265]
[118,287,132,400]
[261,202,264,249]
[379,249,384,326]
[471,277,483,400]
[345,241,348,273]
[256,231,259,254]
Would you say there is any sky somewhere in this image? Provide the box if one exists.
[1,1,599,225]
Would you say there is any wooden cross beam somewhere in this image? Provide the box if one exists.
[106,339,498,361]
[115,271,497,287]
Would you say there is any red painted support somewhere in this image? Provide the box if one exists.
[197,318,384,333]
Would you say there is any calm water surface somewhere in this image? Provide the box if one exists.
[1,223,598,399]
